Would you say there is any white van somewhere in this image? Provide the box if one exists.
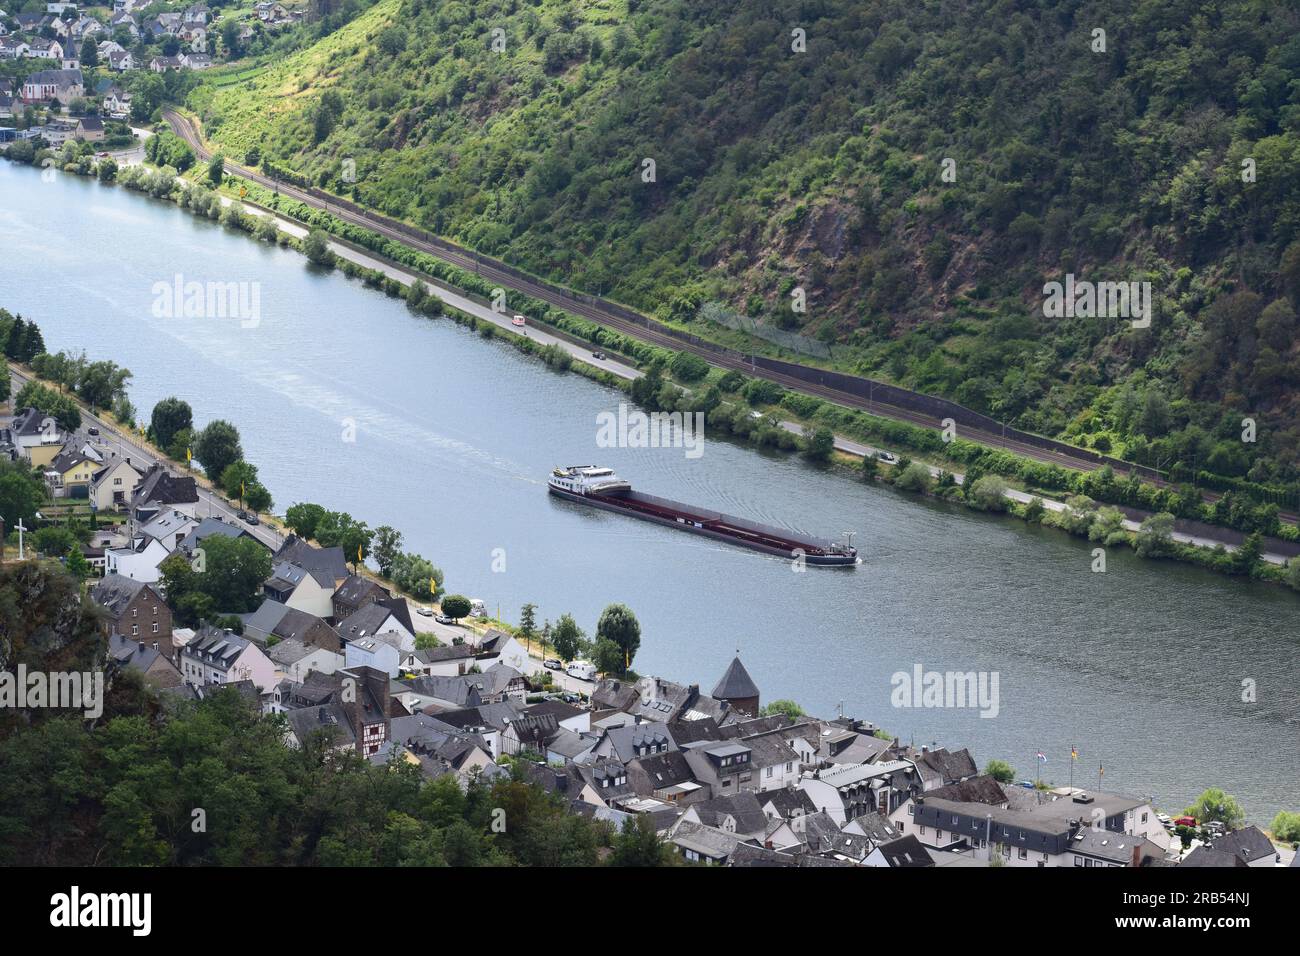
[565,661,596,681]
[469,598,486,617]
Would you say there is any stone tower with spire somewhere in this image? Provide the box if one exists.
[712,654,760,718]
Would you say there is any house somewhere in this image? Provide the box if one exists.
[45,446,98,497]
[180,626,276,692]
[137,509,199,553]
[176,516,263,560]
[73,115,103,142]
[11,407,65,466]
[668,820,743,865]
[1205,825,1279,867]
[399,644,478,677]
[26,37,64,62]
[182,51,210,70]
[129,464,198,525]
[108,11,139,37]
[275,536,349,584]
[241,599,340,653]
[474,628,531,673]
[523,699,590,735]
[799,759,916,824]
[90,573,174,660]
[545,728,595,766]
[332,574,389,621]
[390,713,496,779]
[863,834,934,868]
[267,638,344,682]
[343,633,403,678]
[589,721,677,764]
[417,703,521,759]
[337,600,415,654]
[678,792,769,841]
[255,2,289,22]
[88,456,143,512]
[149,55,183,72]
[106,49,133,71]
[501,712,560,757]
[106,632,184,689]
[22,67,83,105]
[263,560,336,619]
[0,37,30,59]
[104,534,171,583]
[626,750,703,804]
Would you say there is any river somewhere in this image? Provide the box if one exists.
[3,161,1298,821]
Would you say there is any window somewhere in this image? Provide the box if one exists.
[152,606,158,616]
[1018,847,1028,860]
[918,826,925,835]
[151,622,159,634]
[765,767,773,778]
[132,608,137,618]
[131,624,139,636]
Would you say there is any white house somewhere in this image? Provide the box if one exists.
[344,634,403,678]
[105,536,171,583]
[89,457,143,512]
[268,638,344,683]
[180,628,276,692]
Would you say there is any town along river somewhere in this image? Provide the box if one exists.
[4,161,1299,821]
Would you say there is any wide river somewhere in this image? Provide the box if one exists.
[3,162,1298,820]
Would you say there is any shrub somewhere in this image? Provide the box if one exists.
[893,461,932,493]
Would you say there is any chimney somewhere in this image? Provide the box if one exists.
[138,642,146,653]
[1131,843,1142,868]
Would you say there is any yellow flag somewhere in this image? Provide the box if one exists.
[429,577,436,595]
[241,481,245,497]
[357,543,363,562]
[186,447,192,463]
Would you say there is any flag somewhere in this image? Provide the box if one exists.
[186,447,192,463]
[1099,763,1104,777]
[1036,751,1046,763]
[240,481,245,498]
[429,577,436,596]
[357,543,363,562]
[1070,746,1078,761]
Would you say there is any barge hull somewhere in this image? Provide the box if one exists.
[548,486,857,566]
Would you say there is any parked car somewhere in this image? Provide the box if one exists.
[416,607,433,617]
[511,315,526,327]
[592,350,606,360]
[435,613,457,625]
[244,512,260,525]
[544,658,562,670]
[87,426,100,436]
[876,451,899,464]
[1174,816,1197,828]
[1156,812,1172,827]
[236,510,248,520]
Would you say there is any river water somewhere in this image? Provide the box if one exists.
[3,161,1298,821]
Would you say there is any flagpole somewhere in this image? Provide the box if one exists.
[1069,745,1074,793]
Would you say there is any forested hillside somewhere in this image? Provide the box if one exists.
[189,0,1300,482]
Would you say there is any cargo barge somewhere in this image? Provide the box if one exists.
[548,465,858,566]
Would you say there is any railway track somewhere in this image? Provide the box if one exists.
[162,109,1297,523]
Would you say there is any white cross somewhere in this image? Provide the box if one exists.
[14,519,26,560]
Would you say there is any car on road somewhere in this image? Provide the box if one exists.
[88,427,99,436]
[1173,816,1197,828]
[876,451,899,464]
[544,658,562,670]
[565,661,596,681]
[236,510,248,520]
[244,512,260,525]
[592,350,606,360]
[416,607,433,617]
[511,315,526,327]
[1156,812,1172,827]
[435,613,457,625]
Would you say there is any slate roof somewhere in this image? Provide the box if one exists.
[1210,825,1277,865]
[177,516,258,553]
[334,574,388,607]
[90,573,147,616]
[712,655,759,700]
[874,834,934,867]
[132,464,198,508]
[286,703,354,748]
[274,535,347,580]
[758,787,817,820]
[691,792,768,835]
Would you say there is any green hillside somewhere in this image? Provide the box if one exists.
[188,0,1300,484]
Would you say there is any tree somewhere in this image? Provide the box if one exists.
[219,460,259,502]
[284,502,326,539]
[1135,512,1176,558]
[440,594,471,620]
[608,815,676,867]
[65,546,90,583]
[985,759,1016,784]
[1286,557,1300,593]
[592,637,626,676]
[551,612,583,661]
[194,420,243,479]
[1186,788,1246,829]
[195,535,272,613]
[967,474,1009,511]
[208,152,225,187]
[803,426,835,462]
[303,229,334,266]
[860,453,878,480]
[372,526,403,577]
[1270,810,1300,843]
[0,460,46,531]
[392,552,441,600]
[595,603,641,673]
[519,603,538,645]
[32,526,77,558]
[244,482,272,514]
[761,699,806,719]
[80,38,98,68]
[892,460,931,492]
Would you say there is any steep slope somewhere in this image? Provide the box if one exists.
[189,0,1300,483]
